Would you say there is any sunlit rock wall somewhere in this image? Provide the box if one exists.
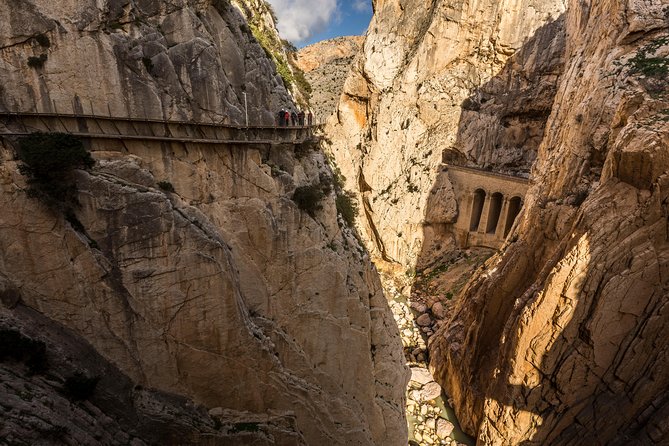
[431,0,669,443]
[326,0,566,267]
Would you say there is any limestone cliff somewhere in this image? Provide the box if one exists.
[0,0,293,124]
[0,1,408,444]
[431,1,669,443]
[296,36,364,123]
[326,0,566,266]
[328,0,669,443]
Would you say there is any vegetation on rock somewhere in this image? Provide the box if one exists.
[292,185,324,217]
[17,132,94,210]
[27,54,47,69]
[336,191,358,228]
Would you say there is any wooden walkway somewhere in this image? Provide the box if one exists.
[0,112,315,145]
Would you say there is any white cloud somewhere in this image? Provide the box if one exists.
[352,0,371,12]
[267,0,339,43]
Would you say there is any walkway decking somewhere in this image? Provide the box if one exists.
[0,112,315,145]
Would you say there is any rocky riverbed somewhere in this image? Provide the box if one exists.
[385,280,473,446]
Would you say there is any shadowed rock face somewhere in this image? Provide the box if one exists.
[432,1,669,443]
[328,0,669,443]
[0,1,409,445]
[326,0,567,266]
[1,305,302,445]
[0,0,293,124]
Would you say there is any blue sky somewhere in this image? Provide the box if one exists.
[266,0,373,47]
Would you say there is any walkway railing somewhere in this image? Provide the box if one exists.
[0,112,316,145]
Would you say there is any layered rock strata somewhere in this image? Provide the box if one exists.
[431,0,669,443]
[326,0,567,266]
[296,36,364,123]
[0,0,408,444]
[328,0,669,443]
[1,304,299,445]
[0,119,408,446]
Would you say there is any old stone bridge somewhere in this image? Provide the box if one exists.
[444,163,529,250]
[0,112,315,146]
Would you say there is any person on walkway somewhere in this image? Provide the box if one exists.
[298,111,305,126]
[284,110,290,126]
[291,111,297,126]
[307,112,313,126]
[278,109,285,126]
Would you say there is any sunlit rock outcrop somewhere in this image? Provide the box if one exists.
[326,0,566,267]
[328,0,669,443]
[0,1,408,444]
[432,1,669,443]
[296,36,364,122]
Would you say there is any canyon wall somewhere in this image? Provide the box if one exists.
[0,1,408,444]
[326,0,567,267]
[432,0,669,443]
[0,0,291,124]
[328,0,669,443]
[296,36,364,123]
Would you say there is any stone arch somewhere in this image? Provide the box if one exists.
[486,192,504,234]
[470,189,486,231]
[504,196,523,237]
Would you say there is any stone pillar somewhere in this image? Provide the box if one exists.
[477,193,491,234]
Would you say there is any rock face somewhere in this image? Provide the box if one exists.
[1,305,300,445]
[0,1,408,445]
[296,36,364,122]
[431,1,669,444]
[328,0,669,444]
[0,0,293,124]
[326,0,566,266]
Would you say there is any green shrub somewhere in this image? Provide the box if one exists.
[35,34,50,48]
[27,54,47,69]
[336,192,358,227]
[63,373,99,401]
[292,185,324,217]
[158,180,175,193]
[17,132,94,209]
[629,36,669,78]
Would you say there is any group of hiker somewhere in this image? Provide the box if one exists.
[277,109,313,127]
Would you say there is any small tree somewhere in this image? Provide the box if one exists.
[292,185,324,217]
[336,192,358,228]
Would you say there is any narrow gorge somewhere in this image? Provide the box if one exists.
[1,0,668,445]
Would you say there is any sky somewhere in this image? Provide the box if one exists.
[266,0,373,47]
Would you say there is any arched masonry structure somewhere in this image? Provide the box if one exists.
[444,164,529,249]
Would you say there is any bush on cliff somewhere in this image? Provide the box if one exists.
[336,191,358,228]
[292,185,324,217]
[17,132,94,209]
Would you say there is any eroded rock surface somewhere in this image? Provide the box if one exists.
[429,1,669,444]
[0,0,293,124]
[296,36,364,122]
[326,0,566,266]
[0,1,408,445]
[328,0,669,444]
